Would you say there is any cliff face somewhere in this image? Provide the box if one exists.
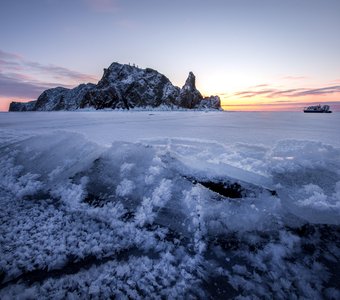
[9,100,36,112]
[177,72,203,109]
[79,63,181,109]
[9,62,221,111]
[10,84,96,112]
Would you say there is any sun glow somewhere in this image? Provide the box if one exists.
[220,93,340,111]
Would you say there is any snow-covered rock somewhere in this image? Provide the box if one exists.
[9,63,221,111]
[199,95,221,109]
[177,72,203,108]
[79,63,181,109]
[9,100,36,111]
[10,84,95,111]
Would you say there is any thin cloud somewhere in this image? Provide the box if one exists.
[249,84,270,88]
[233,85,340,99]
[268,88,304,98]
[282,75,307,80]
[0,49,96,100]
[25,61,97,82]
[234,89,276,98]
[4,72,38,81]
[0,73,72,98]
[0,49,97,100]
[292,86,340,97]
[0,49,97,83]
[0,49,22,60]
[217,92,231,97]
[0,59,22,71]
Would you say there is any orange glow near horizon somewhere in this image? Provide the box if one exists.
[199,74,340,112]
[1,88,340,112]
[218,92,340,112]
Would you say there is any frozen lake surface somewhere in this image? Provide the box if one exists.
[1,111,340,146]
[0,111,339,299]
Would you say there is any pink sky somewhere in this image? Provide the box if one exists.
[1,49,339,112]
[1,0,339,112]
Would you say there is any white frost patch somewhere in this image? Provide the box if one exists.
[294,183,340,219]
[51,177,88,209]
[120,162,135,176]
[298,184,329,209]
[135,179,172,226]
[116,179,136,197]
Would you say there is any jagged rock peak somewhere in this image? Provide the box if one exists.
[183,71,196,90]
[97,62,162,90]
[177,71,203,109]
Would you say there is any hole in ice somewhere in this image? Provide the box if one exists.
[185,176,277,199]
[197,180,245,198]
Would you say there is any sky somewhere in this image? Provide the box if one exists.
[0,0,340,111]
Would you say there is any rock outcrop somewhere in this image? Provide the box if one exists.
[177,72,203,109]
[9,62,221,111]
[79,63,181,109]
[9,100,36,112]
[197,95,221,109]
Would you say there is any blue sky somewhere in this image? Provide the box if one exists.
[1,0,340,111]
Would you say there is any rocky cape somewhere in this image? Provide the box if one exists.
[9,63,221,111]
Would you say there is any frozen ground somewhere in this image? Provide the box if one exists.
[0,111,339,299]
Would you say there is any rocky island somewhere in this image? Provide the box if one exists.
[9,63,221,111]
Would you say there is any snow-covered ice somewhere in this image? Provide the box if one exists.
[0,111,339,299]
